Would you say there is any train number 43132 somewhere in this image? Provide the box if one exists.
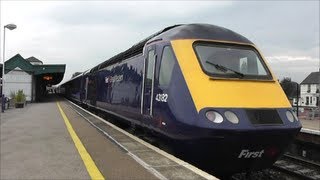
[155,94,168,102]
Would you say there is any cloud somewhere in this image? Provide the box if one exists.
[266,56,319,83]
[266,56,318,62]
[47,1,233,27]
[0,1,319,84]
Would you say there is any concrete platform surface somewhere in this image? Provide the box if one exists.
[0,97,218,180]
[0,101,90,179]
[61,99,217,180]
[59,101,158,180]
[300,118,320,131]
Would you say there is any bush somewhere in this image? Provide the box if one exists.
[15,90,26,103]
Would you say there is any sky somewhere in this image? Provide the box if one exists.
[0,1,319,84]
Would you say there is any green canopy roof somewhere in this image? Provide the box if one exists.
[1,54,66,85]
[4,54,33,74]
[2,54,65,75]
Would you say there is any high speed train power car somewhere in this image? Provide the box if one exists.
[59,24,302,174]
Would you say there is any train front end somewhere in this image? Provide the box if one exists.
[169,39,302,174]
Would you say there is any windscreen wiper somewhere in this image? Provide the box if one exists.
[206,61,244,78]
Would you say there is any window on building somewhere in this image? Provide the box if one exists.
[293,98,296,105]
[307,84,311,93]
[159,46,176,87]
[306,96,309,105]
[310,97,312,104]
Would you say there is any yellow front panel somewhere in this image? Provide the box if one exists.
[171,39,291,112]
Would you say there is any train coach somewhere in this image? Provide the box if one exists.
[60,24,302,174]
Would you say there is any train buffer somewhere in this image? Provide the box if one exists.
[0,95,218,180]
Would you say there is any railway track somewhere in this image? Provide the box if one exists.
[273,154,320,180]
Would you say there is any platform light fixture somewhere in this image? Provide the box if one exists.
[2,23,17,112]
[4,24,17,30]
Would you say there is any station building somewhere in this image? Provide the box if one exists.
[300,71,320,107]
[293,71,320,108]
[0,54,65,102]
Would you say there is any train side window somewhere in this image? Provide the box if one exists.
[159,46,175,87]
[146,50,155,86]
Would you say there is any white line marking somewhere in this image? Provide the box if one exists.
[300,128,320,135]
[66,100,218,180]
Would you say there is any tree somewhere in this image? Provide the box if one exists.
[280,77,300,99]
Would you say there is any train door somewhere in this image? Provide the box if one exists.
[87,73,97,106]
[141,45,157,116]
[80,76,84,103]
[84,76,89,103]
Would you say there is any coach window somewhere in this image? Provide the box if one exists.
[159,46,175,87]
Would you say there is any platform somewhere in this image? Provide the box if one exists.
[299,118,320,132]
[298,107,320,133]
[0,99,90,179]
[0,96,217,180]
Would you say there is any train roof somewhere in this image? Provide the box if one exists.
[60,72,83,85]
[90,25,180,73]
[150,24,253,44]
[90,23,253,73]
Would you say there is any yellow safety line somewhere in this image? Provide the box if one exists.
[57,102,105,180]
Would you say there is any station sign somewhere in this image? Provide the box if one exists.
[43,76,53,81]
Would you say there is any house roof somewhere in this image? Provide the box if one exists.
[301,71,320,84]
[26,56,43,63]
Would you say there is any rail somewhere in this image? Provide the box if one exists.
[273,154,320,180]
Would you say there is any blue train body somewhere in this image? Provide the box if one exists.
[60,24,301,174]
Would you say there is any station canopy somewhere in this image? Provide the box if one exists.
[0,54,65,85]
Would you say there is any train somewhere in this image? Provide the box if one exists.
[59,24,302,174]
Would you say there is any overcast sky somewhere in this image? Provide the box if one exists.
[0,1,319,84]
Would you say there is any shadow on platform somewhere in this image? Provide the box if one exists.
[36,93,64,103]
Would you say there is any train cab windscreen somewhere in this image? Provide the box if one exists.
[193,42,272,80]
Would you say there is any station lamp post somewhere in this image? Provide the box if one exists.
[2,23,17,112]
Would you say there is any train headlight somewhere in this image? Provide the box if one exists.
[224,111,239,124]
[286,110,295,122]
[205,111,223,123]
